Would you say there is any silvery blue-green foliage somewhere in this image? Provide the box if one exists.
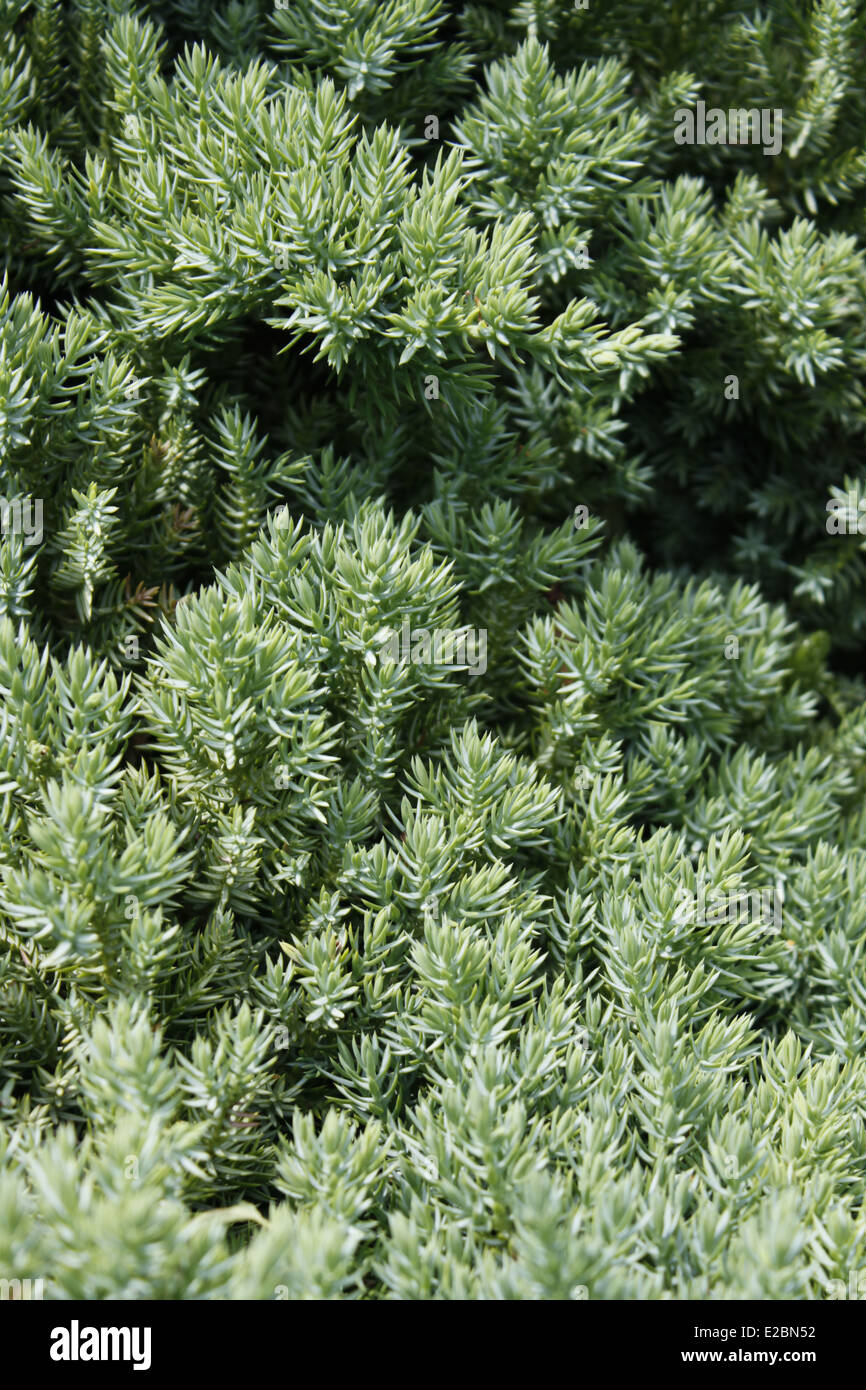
[0,0,866,1300]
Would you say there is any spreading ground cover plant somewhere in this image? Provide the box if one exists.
[1,0,866,1300]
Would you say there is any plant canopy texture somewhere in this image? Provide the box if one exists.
[1,0,866,1301]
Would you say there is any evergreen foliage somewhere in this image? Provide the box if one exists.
[1,0,866,1299]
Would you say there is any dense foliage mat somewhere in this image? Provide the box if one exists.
[1,0,866,1299]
